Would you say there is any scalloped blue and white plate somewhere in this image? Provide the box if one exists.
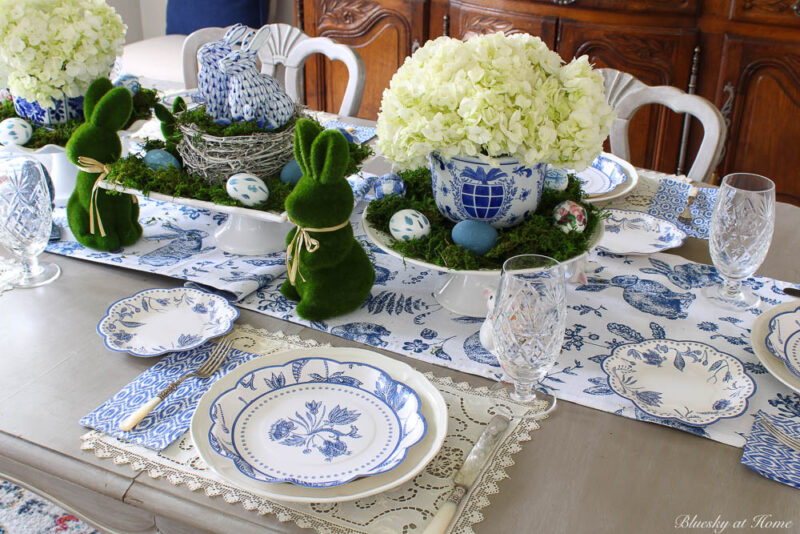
[572,152,638,201]
[205,355,427,488]
[601,339,756,426]
[97,287,239,357]
[765,304,800,364]
[597,209,686,255]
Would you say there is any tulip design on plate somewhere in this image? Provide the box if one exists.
[268,401,362,461]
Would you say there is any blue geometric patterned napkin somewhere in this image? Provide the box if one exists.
[742,411,800,489]
[647,178,718,239]
[323,120,377,144]
[80,343,260,450]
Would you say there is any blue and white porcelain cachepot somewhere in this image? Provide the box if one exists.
[12,94,84,125]
[428,152,547,229]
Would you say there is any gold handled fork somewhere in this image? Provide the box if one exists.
[119,339,234,432]
[760,417,800,454]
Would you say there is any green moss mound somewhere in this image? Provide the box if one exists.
[364,168,603,270]
[105,130,373,214]
[0,87,157,149]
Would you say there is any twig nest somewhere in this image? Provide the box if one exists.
[144,149,182,171]
[553,200,587,234]
[373,173,406,199]
[226,173,269,207]
[0,118,32,146]
[452,219,498,255]
[113,74,141,95]
[280,158,302,184]
[389,209,430,242]
[544,167,569,191]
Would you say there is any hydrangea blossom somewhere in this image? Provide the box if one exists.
[376,32,615,171]
[0,0,126,105]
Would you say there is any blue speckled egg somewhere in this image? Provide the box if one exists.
[389,209,430,242]
[280,158,302,185]
[374,173,406,199]
[336,127,355,143]
[143,149,181,171]
[544,166,569,191]
[0,117,32,146]
[226,173,269,207]
[113,74,141,95]
[452,219,498,255]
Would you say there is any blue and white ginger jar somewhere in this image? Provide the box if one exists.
[428,152,547,229]
[12,93,84,125]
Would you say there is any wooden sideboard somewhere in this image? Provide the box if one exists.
[297,0,800,205]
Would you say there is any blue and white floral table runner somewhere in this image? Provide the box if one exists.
[49,176,800,449]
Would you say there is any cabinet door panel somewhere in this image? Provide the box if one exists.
[449,0,557,45]
[302,0,426,119]
[717,35,800,205]
[559,20,697,174]
[729,0,800,29]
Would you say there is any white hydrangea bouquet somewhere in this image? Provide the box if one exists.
[0,0,126,105]
[376,32,614,171]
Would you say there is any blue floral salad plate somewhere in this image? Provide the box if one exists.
[765,305,800,363]
[191,347,447,503]
[97,287,239,357]
[601,339,756,427]
[752,302,800,392]
[571,152,639,202]
[597,209,686,255]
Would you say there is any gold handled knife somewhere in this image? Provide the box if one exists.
[422,414,511,534]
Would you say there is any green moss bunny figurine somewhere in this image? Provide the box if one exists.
[66,78,142,251]
[281,119,375,320]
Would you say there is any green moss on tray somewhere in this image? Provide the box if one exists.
[0,87,157,149]
[105,135,372,214]
[365,168,603,271]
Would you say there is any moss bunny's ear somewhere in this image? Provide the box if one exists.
[293,118,323,179]
[83,78,113,121]
[309,128,349,185]
[90,87,133,131]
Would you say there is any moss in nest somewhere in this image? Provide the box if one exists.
[365,167,602,270]
[0,85,156,149]
[176,105,297,137]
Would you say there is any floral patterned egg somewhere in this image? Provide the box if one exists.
[389,209,430,242]
[544,166,569,191]
[226,173,269,207]
[374,173,406,199]
[0,117,32,146]
[553,200,587,233]
[113,74,141,95]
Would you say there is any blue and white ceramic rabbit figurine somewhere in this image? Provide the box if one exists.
[197,24,251,122]
[219,27,294,129]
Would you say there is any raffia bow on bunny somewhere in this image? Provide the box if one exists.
[218,26,295,130]
[196,23,251,123]
[66,77,142,251]
[280,118,375,320]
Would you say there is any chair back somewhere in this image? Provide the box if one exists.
[182,23,365,117]
[600,68,726,183]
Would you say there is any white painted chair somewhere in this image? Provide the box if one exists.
[182,23,366,117]
[600,68,726,183]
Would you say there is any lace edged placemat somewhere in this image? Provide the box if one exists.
[81,324,544,534]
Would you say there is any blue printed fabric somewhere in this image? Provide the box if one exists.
[47,198,286,301]
[52,199,800,449]
[648,178,718,239]
[323,120,377,144]
[80,344,261,450]
[742,411,800,489]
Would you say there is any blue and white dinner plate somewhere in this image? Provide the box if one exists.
[601,339,756,426]
[97,287,239,357]
[751,302,800,396]
[572,152,639,202]
[597,209,686,255]
[192,347,447,503]
[765,305,800,363]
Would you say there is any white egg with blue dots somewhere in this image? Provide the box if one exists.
[389,209,430,242]
[226,173,270,207]
[0,117,32,146]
